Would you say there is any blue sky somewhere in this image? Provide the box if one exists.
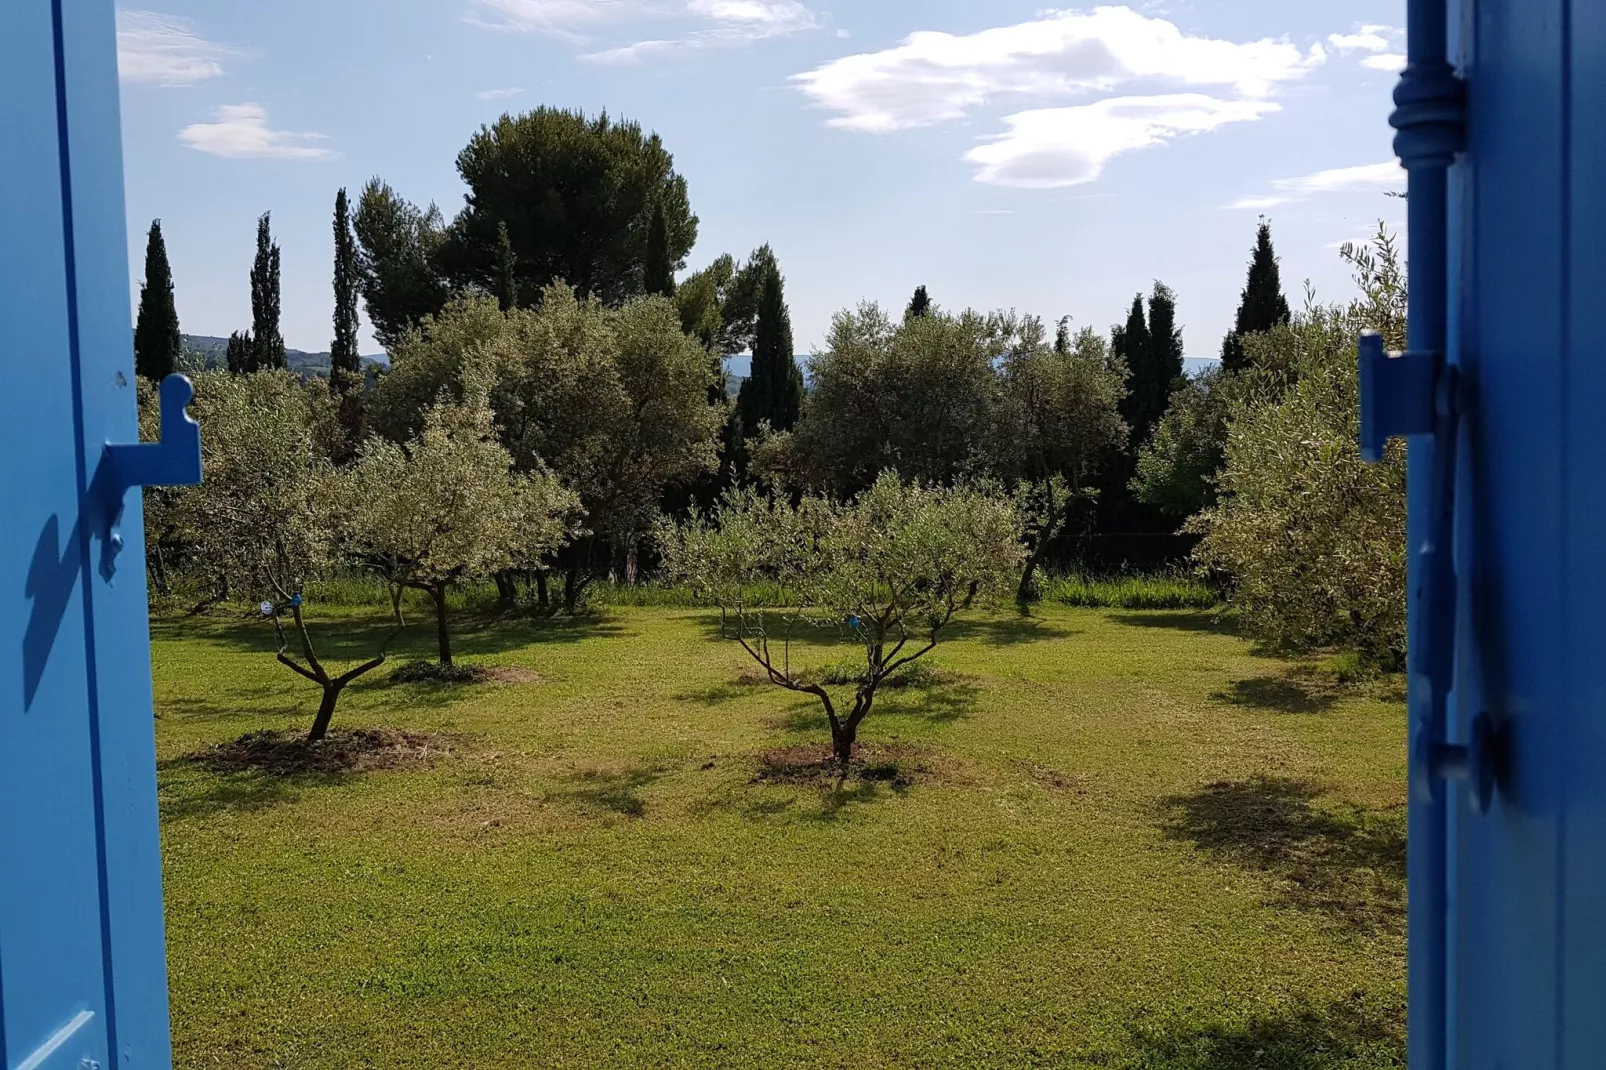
[116,1,1406,358]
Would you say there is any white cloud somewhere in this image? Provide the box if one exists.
[466,0,644,36]
[476,86,527,99]
[468,0,817,55]
[1228,160,1403,209]
[967,94,1277,189]
[116,10,232,85]
[178,104,331,160]
[1327,30,1390,53]
[1327,22,1404,72]
[794,7,1323,134]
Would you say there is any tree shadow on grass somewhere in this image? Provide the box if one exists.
[151,608,628,663]
[1109,611,1239,637]
[765,680,980,734]
[1159,776,1405,936]
[1212,675,1340,715]
[158,761,345,821]
[1127,993,1405,1069]
[550,764,669,818]
[940,614,1079,646]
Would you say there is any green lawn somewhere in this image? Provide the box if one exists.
[151,604,1407,1069]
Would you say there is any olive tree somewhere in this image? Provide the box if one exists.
[175,370,394,742]
[367,288,720,612]
[343,393,578,668]
[660,474,1023,772]
[1189,228,1408,663]
[989,320,1127,601]
[787,303,1003,495]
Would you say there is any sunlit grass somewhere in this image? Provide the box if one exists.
[152,603,1403,1069]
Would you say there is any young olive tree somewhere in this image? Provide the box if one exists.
[660,473,1024,772]
[343,394,577,668]
[177,370,394,742]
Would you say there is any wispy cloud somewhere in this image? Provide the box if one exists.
[969,95,1278,189]
[476,86,527,99]
[466,0,818,58]
[116,10,233,86]
[793,8,1324,134]
[179,103,331,160]
[1228,160,1403,209]
[1327,22,1404,73]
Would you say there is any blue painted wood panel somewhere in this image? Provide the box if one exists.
[1,1,172,1067]
[1434,0,1606,1065]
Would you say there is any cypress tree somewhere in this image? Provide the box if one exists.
[250,212,286,370]
[1141,282,1184,443]
[331,189,362,379]
[1053,316,1072,356]
[906,285,931,319]
[1220,220,1290,371]
[1113,292,1151,439]
[226,330,253,374]
[737,259,801,435]
[645,204,675,298]
[133,219,182,381]
[495,221,519,311]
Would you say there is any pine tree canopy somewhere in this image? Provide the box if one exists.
[444,107,696,306]
[133,219,182,381]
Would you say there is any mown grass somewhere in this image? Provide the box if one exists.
[152,603,1403,1069]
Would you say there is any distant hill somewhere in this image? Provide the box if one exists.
[182,335,388,378]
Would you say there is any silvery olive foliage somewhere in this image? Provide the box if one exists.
[341,390,579,664]
[160,370,343,600]
[659,473,1024,768]
[1189,227,1408,664]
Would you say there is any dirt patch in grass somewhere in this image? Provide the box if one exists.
[1015,760,1089,794]
[482,665,544,684]
[753,743,955,788]
[185,728,455,776]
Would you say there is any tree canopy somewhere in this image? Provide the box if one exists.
[659,474,1024,769]
[442,107,697,307]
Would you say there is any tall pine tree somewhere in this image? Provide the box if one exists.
[737,259,801,435]
[250,212,286,370]
[331,190,362,379]
[906,285,931,319]
[133,219,182,381]
[644,204,676,298]
[1220,220,1290,371]
[495,221,519,311]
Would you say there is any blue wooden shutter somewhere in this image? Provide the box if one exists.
[1,1,175,1067]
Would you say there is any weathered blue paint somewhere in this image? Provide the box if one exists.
[2,1,184,1066]
[1366,0,1606,1065]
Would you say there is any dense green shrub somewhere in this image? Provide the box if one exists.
[1189,229,1408,664]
